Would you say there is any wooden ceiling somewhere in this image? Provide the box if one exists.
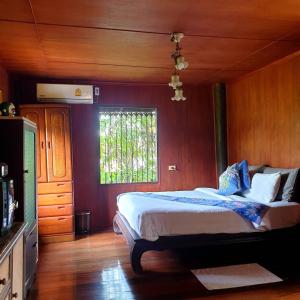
[0,0,300,84]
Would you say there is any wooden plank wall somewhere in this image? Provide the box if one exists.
[227,51,300,168]
[13,78,217,231]
[0,64,9,102]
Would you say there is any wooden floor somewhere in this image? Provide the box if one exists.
[28,231,300,300]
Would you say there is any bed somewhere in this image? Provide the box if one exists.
[113,188,300,273]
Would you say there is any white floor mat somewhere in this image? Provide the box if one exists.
[191,263,282,290]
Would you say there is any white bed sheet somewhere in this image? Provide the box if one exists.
[117,188,300,241]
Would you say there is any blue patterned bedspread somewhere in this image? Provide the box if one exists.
[129,192,269,225]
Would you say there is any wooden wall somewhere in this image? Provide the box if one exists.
[227,51,300,168]
[0,64,9,102]
[13,78,216,231]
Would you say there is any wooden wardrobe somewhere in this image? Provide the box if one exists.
[20,104,74,243]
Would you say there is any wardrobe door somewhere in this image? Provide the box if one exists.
[45,108,72,182]
[20,108,47,183]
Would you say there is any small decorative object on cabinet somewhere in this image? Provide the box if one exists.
[0,101,16,117]
[20,104,75,243]
[0,117,38,297]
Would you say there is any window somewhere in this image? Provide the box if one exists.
[99,107,157,184]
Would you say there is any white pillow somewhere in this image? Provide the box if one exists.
[242,172,281,203]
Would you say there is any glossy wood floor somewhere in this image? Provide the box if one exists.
[28,231,300,300]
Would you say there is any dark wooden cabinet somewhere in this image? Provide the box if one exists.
[0,117,37,232]
[0,117,38,296]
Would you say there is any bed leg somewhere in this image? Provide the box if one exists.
[113,215,122,234]
[130,244,144,273]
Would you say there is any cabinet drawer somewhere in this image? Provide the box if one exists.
[38,193,72,206]
[0,254,10,295]
[38,216,73,235]
[38,204,73,217]
[38,181,72,194]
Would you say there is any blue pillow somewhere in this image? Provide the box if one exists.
[218,163,241,196]
[238,160,250,191]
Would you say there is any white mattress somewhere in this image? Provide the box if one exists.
[117,188,300,241]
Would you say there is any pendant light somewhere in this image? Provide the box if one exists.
[171,88,186,101]
[169,32,189,101]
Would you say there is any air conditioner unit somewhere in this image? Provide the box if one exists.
[37,83,94,104]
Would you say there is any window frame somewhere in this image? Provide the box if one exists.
[98,105,159,185]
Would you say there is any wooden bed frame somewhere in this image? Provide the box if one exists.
[113,211,300,273]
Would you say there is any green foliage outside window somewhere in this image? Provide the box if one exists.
[100,108,157,184]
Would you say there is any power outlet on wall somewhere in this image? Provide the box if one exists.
[168,165,177,171]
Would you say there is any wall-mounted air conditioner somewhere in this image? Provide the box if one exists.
[37,83,94,104]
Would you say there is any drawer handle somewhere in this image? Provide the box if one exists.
[57,195,64,198]
[0,278,6,285]
[57,206,65,209]
[58,217,66,221]
[57,183,65,186]
[12,292,18,298]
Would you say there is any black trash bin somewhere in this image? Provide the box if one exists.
[75,211,91,234]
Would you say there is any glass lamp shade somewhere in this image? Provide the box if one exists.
[168,74,183,89]
[175,55,189,70]
[171,88,186,101]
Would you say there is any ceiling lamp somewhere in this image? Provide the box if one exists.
[169,32,188,101]
[175,55,189,70]
[168,74,182,89]
[171,88,186,101]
